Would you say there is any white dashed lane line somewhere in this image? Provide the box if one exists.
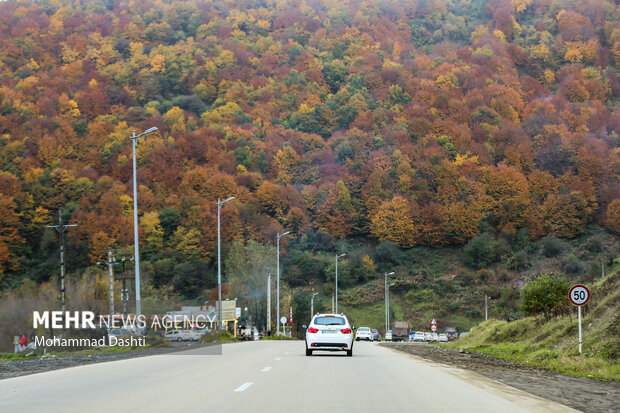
[234,383,253,392]
[275,357,282,361]
[261,367,272,372]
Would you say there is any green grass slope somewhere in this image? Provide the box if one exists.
[446,259,620,380]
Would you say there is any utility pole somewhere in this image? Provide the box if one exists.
[217,196,235,330]
[266,271,271,334]
[45,210,77,314]
[485,294,489,321]
[387,283,395,332]
[384,272,394,333]
[97,249,118,320]
[107,248,115,317]
[119,257,132,318]
[335,253,346,313]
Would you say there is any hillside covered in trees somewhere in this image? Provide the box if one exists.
[0,0,619,325]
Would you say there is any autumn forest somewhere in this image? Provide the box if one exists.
[1,0,619,327]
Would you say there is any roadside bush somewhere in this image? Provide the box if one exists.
[463,233,498,269]
[520,273,571,319]
[563,254,584,276]
[541,236,565,258]
[199,331,238,343]
[260,334,297,341]
[145,334,171,348]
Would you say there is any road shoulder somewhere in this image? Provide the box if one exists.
[381,342,619,413]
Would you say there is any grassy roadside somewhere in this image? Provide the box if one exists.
[445,265,620,381]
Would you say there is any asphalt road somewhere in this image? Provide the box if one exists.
[0,341,576,412]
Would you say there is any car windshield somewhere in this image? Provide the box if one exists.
[358,327,369,331]
[314,316,345,325]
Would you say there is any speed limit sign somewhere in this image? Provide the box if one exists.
[569,284,590,306]
[569,284,590,355]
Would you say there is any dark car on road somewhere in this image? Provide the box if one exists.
[371,329,380,341]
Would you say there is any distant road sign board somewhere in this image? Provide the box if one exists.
[280,316,287,325]
[569,284,590,306]
[431,325,437,332]
[431,318,437,325]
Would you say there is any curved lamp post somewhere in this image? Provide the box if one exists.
[129,127,158,318]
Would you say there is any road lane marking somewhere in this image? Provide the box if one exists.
[275,357,282,361]
[261,366,272,372]
[284,351,290,354]
[234,382,253,392]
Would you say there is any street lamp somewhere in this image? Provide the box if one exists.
[129,127,158,318]
[276,231,289,335]
[387,282,395,332]
[334,253,346,313]
[384,271,394,333]
[311,292,319,318]
[217,196,235,330]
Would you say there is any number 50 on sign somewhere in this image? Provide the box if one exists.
[568,284,590,306]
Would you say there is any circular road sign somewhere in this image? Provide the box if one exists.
[431,325,437,332]
[280,316,287,324]
[568,284,590,306]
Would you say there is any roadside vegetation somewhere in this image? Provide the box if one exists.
[260,334,297,341]
[445,262,620,381]
[199,331,238,343]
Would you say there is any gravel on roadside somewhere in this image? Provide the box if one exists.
[381,342,619,413]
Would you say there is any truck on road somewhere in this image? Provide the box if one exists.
[391,320,410,342]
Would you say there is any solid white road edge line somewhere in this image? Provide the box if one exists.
[234,382,254,392]
[261,367,272,372]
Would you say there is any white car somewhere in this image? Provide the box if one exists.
[437,333,448,342]
[163,329,199,342]
[424,332,433,342]
[355,327,373,341]
[305,314,354,356]
[412,331,425,342]
[385,330,392,341]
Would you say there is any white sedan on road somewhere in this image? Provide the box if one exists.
[305,314,354,356]
[355,327,374,341]
[412,331,426,342]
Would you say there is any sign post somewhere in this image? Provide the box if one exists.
[568,284,590,354]
[430,318,437,333]
[280,316,287,336]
